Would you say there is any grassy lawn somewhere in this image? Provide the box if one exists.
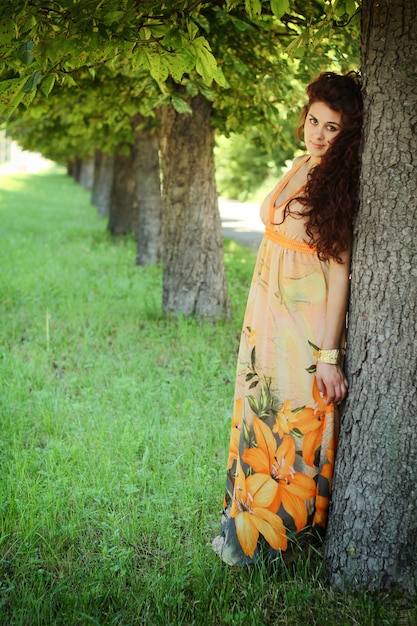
[0,168,415,625]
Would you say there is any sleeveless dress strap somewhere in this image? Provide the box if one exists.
[268,155,310,225]
[266,156,316,255]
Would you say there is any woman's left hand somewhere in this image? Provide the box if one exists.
[316,361,348,405]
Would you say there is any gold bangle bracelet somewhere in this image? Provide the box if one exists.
[317,349,340,365]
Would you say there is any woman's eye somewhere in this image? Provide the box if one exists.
[327,125,338,132]
[309,117,317,125]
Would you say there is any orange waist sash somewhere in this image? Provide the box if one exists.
[265,227,316,255]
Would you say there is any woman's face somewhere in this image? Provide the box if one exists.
[304,101,342,159]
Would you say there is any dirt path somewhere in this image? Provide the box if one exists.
[218,197,264,248]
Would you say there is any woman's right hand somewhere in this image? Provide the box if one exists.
[316,361,348,405]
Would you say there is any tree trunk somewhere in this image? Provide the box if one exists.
[68,157,82,182]
[79,155,95,190]
[107,122,162,260]
[107,142,138,236]
[159,94,230,319]
[133,116,162,265]
[91,149,113,218]
[326,0,417,592]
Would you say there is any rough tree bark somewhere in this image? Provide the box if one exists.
[107,120,162,264]
[133,115,162,265]
[91,149,114,218]
[107,142,139,236]
[326,0,417,592]
[159,94,230,319]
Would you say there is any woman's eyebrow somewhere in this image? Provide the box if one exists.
[308,114,341,126]
[310,115,341,127]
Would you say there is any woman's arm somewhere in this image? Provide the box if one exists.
[316,249,351,404]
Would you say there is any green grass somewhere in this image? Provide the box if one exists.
[0,168,416,625]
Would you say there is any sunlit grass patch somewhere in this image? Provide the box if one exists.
[1,170,416,625]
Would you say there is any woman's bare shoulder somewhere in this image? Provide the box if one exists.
[292,154,308,168]
[265,154,309,201]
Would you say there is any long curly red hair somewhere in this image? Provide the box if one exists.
[285,71,363,262]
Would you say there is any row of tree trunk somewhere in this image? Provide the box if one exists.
[66,1,417,593]
[69,95,230,319]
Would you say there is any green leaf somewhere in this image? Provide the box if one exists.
[247,395,259,415]
[346,0,358,15]
[305,364,317,374]
[165,51,193,82]
[104,11,126,25]
[242,418,251,445]
[270,0,290,19]
[194,14,210,33]
[197,81,218,101]
[0,76,27,119]
[308,339,320,352]
[23,71,42,93]
[187,20,199,40]
[0,76,25,101]
[171,93,192,114]
[292,405,306,414]
[334,0,348,18]
[185,82,199,97]
[245,0,262,18]
[250,346,256,370]
[41,74,56,96]
[20,14,37,36]
[212,65,226,88]
[61,74,77,88]
[147,53,169,84]
[18,41,35,66]
[162,25,184,49]
[260,384,269,409]
[349,10,361,26]
[139,27,152,40]
[0,18,15,44]
[193,38,219,84]
[148,24,169,39]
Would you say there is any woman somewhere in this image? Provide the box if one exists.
[212,72,363,566]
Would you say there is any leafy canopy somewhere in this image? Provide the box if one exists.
[0,0,360,118]
[2,0,360,195]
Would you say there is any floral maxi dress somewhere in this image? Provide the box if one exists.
[212,156,338,566]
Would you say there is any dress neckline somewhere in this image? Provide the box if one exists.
[270,156,309,215]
